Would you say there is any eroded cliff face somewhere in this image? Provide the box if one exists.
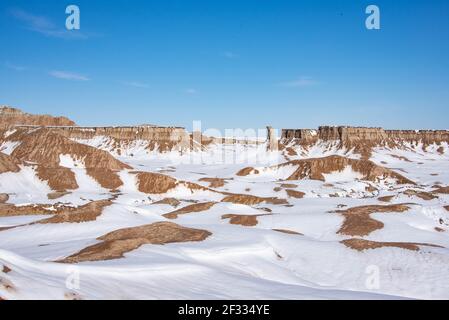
[281,129,318,144]
[2,107,192,152]
[43,126,188,141]
[281,126,449,159]
[0,106,76,128]
[282,126,449,145]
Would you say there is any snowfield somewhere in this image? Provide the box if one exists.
[1,139,449,300]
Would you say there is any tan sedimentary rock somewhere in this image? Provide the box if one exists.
[221,194,288,205]
[163,202,216,219]
[236,167,259,176]
[221,214,271,226]
[152,198,181,207]
[277,155,415,184]
[135,172,179,194]
[0,106,75,128]
[336,204,411,237]
[281,129,318,144]
[0,153,20,174]
[0,193,9,204]
[281,125,449,158]
[341,238,443,252]
[285,189,305,199]
[198,177,227,188]
[9,128,130,190]
[59,222,212,263]
[35,200,112,224]
[12,125,191,152]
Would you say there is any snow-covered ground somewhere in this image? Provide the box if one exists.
[1,140,449,300]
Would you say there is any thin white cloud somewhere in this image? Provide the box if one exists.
[185,88,197,94]
[5,61,26,71]
[49,70,90,81]
[9,7,88,40]
[123,81,150,89]
[280,77,319,88]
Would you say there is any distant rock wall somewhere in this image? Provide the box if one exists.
[57,126,187,142]
[281,126,449,145]
[0,106,75,128]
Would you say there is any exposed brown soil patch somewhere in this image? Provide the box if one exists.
[389,154,412,162]
[163,202,216,219]
[36,166,78,191]
[273,229,303,235]
[86,168,124,190]
[9,129,130,190]
[47,191,70,200]
[199,177,226,188]
[2,265,11,274]
[285,189,305,199]
[437,146,444,154]
[135,172,210,195]
[285,147,298,156]
[365,185,378,193]
[0,152,20,174]
[0,193,9,204]
[433,186,449,194]
[59,222,212,263]
[341,238,443,252]
[135,171,178,194]
[221,214,271,227]
[221,194,288,206]
[435,227,445,232]
[181,181,211,192]
[273,187,282,192]
[277,156,415,185]
[378,195,395,203]
[444,206,449,212]
[336,204,411,237]
[236,167,259,176]
[403,189,438,201]
[152,198,181,207]
[280,184,297,189]
[0,277,15,292]
[0,203,57,217]
[36,200,112,224]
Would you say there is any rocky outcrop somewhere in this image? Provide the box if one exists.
[12,125,191,152]
[0,153,20,174]
[238,155,415,185]
[39,125,189,141]
[8,128,131,190]
[281,126,449,159]
[282,126,449,146]
[0,106,75,128]
[281,129,318,144]
[283,156,415,184]
[59,222,212,263]
[266,126,278,151]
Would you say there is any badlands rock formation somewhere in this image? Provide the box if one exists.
[1,106,449,300]
[0,106,75,128]
[281,126,449,158]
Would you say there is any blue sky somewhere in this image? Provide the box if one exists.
[1,0,448,130]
